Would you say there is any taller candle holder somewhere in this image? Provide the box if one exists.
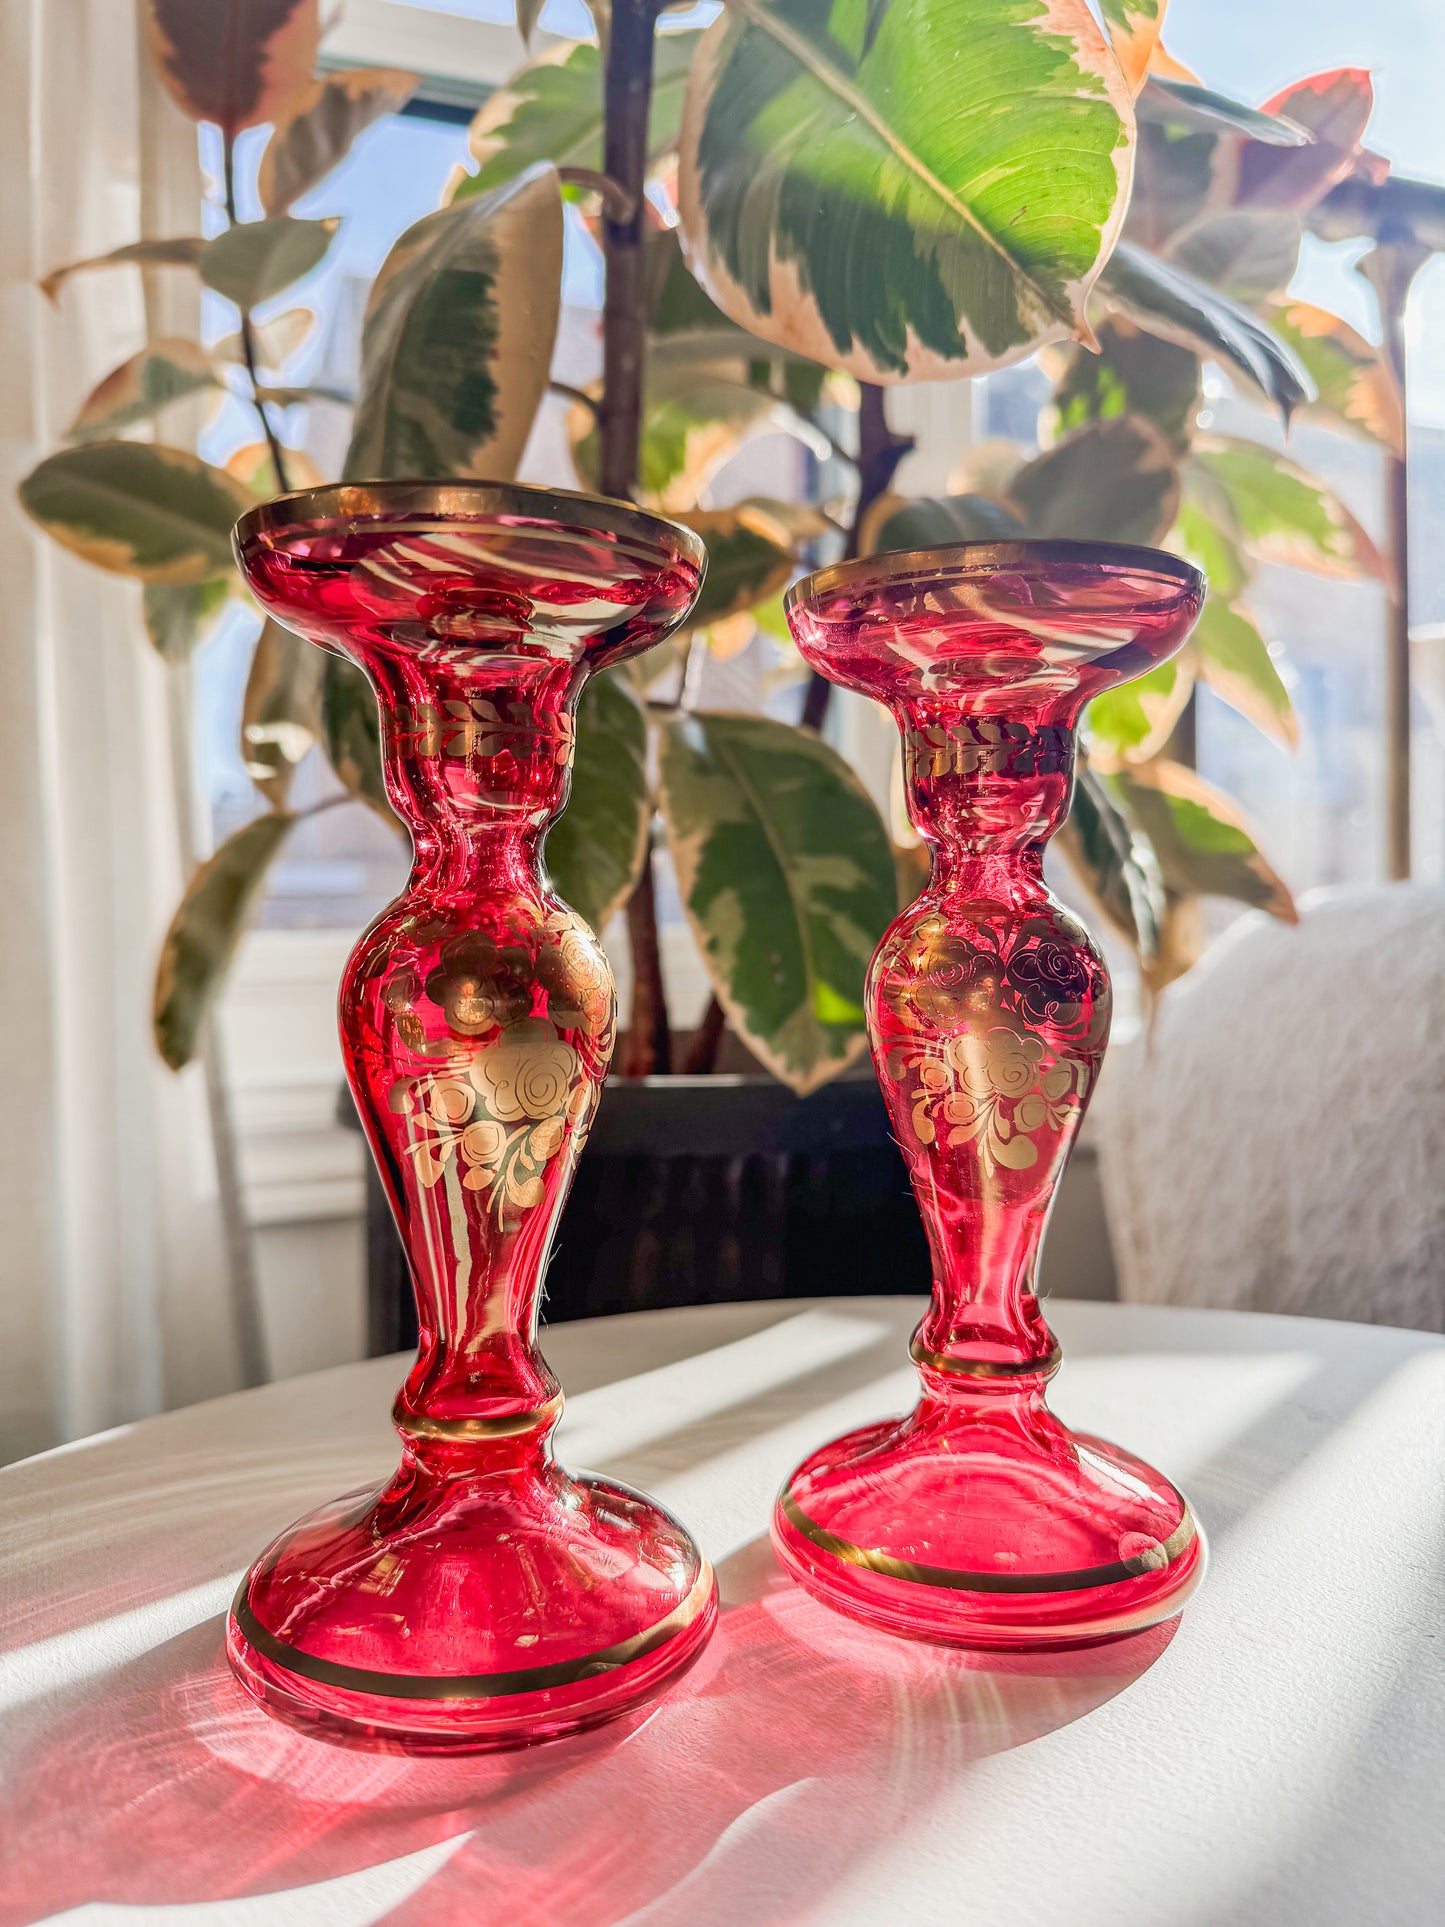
[229,481,713,1751]
[775,540,1207,1649]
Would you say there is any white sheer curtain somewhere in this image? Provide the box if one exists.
[0,0,248,1460]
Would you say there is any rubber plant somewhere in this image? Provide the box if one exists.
[16,0,1444,1091]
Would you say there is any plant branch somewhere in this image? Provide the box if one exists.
[222,133,291,497]
[550,379,599,416]
[557,166,636,222]
[800,382,913,731]
[601,0,673,1076]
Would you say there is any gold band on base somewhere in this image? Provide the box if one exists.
[909,1335,1064,1380]
[392,1393,564,1441]
[778,1491,1196,1595]
[231,1558,714,1702]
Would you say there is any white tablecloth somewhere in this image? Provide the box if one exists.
[2,1296,1443,1925]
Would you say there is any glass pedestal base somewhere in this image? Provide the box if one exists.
[227,1465,716,1754]
[772,1402,1204,1651]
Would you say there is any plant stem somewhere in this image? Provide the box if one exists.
[800,383,913,731]
[622,847,673,1077]
[222,132,291,496]
[598,0,660,502]
[682,994,726,1074]
[601,0,673,1075]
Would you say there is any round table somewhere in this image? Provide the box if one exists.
[3,1297,1443,1925]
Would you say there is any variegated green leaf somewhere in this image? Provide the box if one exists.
[1098,241,1311,418]
[1100,0,1166,99]
[678,0,1134,384]
[544,671,649,931]
[18,442,254,584]
[860,490,1024,556]
[569,356,803,511]
[1009,414,1179,546]
[458,33,700,199]
[1108,758,1295,919]
[659,711,897,1093]
[1261,298,1403,455]
[1084,657,1193,768]
[143,578,233,660]
[1189,437,1384,579]
[1167,491,1247,600]
[39,237,208,304]
[678,507,796,627]
[345,165,562,481]
[143,0,319,135]
[153,811,295,1070]
[1057,758,1163,957]
[1049,315,1200,452]
[66,339,220,442]
[200,216,340,309]
[1190,596,1296,750]
[242,617,325,805]
[258,68,419,215]
[320,655,395,823]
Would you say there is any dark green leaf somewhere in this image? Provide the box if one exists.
[1058,759,1163,957]
[1009,414,1180,546]
[1084,657,1193,767]
[1108,760,1296,917]
[1050,317,1201,453]
[1098,241,1312,418]
[153,811,294,1069]
[861,490,1024,555]
[660,710,897,1092]
[18,442,254,583]
[1190,437,1384,579]
[459,33,699,199]
[320,654,395,823]
[242,617,325,804]
[1261,298,1403,454]
[544,671,649,931]
[679,507,796,627]
[344,165,561,482]
[143,578,232,660]
[1191,596,1296,749]
[67,340,219,440]
[200,216,340,309]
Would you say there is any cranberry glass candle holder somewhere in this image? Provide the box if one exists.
[775,540,1207,1649]
[229,481,714,1750]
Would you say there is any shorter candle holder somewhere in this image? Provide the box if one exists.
[774,540,1207,1649]
[229,481,714,1750]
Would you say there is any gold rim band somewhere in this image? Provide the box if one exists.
[392,1393,564,1441]
[778,1492,1197,1595]
[231,1558,714,1702]
[787,538,1203,613]
[233,478,706,575]
[909,1335,1064,1380]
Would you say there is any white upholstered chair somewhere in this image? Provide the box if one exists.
[1095,884,1445,1332]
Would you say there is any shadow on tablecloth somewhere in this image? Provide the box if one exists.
[0,1538,1173,1925]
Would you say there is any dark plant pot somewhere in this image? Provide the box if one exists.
[350,1070,931,1355]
